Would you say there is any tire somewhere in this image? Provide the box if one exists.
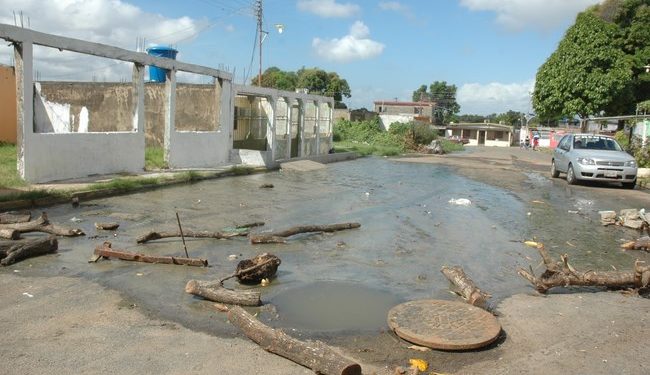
[551,160,560,178]
[622,179,636,189]
[566,164,578,185]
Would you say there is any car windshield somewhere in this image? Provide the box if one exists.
[573,135,622,151]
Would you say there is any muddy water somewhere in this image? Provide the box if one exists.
[9,157,649,341]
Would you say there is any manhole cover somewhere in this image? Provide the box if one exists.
[387,299,501,350]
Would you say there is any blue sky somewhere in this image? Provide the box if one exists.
[0,0,602,114]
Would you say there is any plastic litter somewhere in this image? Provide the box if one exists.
[409,358,428,371]
[22,292,33,298]
[448,198,471,206]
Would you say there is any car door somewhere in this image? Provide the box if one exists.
[554,135,571,172]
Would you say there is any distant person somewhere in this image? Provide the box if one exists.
[533,132,540,151]
[524,136,530,150]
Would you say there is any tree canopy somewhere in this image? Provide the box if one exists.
[533,0,649,121]
[412,81,460,125]
[253,67,351,106]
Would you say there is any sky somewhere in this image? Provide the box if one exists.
[0,0,603,115]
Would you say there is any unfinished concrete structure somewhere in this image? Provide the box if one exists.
[0,24,334,183]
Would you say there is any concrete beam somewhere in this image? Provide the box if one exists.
[0,24,231,80]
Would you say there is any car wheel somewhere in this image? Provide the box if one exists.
[566,164,578,185]
[622,179,636,189]
[551,160,560,178]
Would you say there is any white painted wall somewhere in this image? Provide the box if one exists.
[378,114,414,130]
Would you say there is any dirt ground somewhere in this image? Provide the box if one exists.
[2,146,649,375]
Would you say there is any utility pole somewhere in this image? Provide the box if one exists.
[256,0,263,86]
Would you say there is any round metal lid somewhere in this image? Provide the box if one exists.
[387,299,501,350]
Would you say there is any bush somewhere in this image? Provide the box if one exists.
[615,130,650,168]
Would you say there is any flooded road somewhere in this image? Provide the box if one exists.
[7,156,649,345]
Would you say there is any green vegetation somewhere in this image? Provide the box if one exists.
[228,165,255,175]
[333,118,461,156]
[255,66,351,108]
[87,176,162,192]
[145,146,167,170]
[0,142,24,189]
[533,0,650,122]
[412,81,461,125]
[615,130,650,167]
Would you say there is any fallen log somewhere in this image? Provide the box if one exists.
[0,236,58,266]
[184,280,261,306]
[441,266,491,309]
[0,210,31,224]
[93,242,208,267]
[250,222,361,244]
[518,244,650,293]
[136,229,247,244]
[0,228,20,240]
[621,237,650,252]
[0,212,84,237]
[228,306,362,375]
[231,253,281,284]
[95,222,119,231]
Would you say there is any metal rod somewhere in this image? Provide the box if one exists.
[175,212,189,258]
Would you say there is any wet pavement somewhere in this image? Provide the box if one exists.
[4,150,650,371]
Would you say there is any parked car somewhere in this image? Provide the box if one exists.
[447,135,470,144]
[551,133,637,189]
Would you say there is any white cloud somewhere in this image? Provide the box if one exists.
[378,1,415,19]
[0,0,209,80]
[457,80,535,115]
[297,0,360,18]
[459,0,601,31]
[312,21,384,63]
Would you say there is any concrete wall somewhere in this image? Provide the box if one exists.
[378,114,415,130]
[35,82,219,147]
[0,65,16,143]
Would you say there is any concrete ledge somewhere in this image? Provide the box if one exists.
[276,151,359,165]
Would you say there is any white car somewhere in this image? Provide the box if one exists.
[551,133,637,189]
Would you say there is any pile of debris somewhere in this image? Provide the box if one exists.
[599,208,649,230]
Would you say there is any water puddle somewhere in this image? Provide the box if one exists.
[264,281,402,333]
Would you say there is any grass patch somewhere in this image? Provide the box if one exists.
[333,141,403,156]
[440,140,465,153]
[0,189,71,203]
[87,176,161,192]
[0,142,25,188]
[228,165,255,175]
[145,146,167,170]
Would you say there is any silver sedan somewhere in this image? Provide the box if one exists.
[551,133,637,189]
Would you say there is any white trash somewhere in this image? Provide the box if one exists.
[448,198,471,206]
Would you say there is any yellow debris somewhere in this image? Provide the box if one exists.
[524,241,543,248]
[409,358,428,372]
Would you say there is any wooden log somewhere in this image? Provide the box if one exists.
[228,306,362,375]
[250,222,361,244]
[136,229,247,244]
[0,212,84,237]
[1,236,58,266]
[0,210,31,224]
[621,237,650,251]
[184,280,261,306]
[518,244,650,293]
[233,253,281,284]
[0,228,20,240]
[95,222,119,230]
[441,266,491,309]
[94,242,208,267]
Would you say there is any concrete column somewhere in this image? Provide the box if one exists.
[220,78,234,151]
[285,97,292,160]
[315,101,320,156]
[132,63,145,134]
[163,69,177,166]
[299,99,306,157]
[266,96,276,162]
[14,40,33,180]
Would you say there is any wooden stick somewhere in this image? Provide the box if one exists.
[95,222,119,230]
[94,242,208,267]
[235,221,265,229]
[0,212,84,237]
[1,236,58,266]
[0,228,20,240]
[0,210,31,224]
[250,222,361,244]
[228,306,362,375]
[621,237,650,252]
[136,229,247,244]
[518,245,650,293]
[441,266,491,309]
[184,280,261,306]
[175,212,190,258]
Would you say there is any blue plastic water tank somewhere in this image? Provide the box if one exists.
[146,46,178,82]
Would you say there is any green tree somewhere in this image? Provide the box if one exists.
[411,81,460,125]
[255,67,351,107]
[532,1,649,123]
